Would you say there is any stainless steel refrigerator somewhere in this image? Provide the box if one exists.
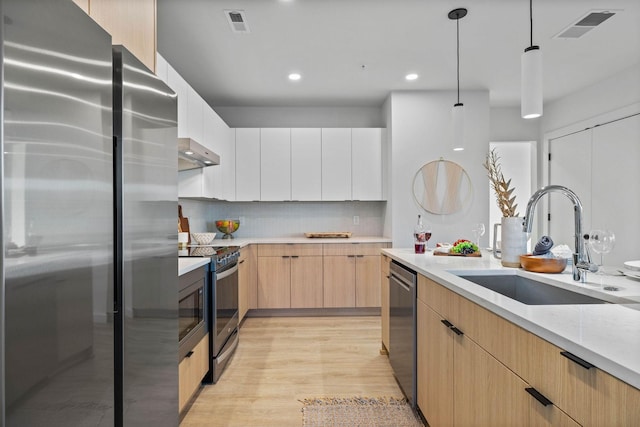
[1,1,178,425]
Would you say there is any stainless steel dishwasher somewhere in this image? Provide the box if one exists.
[389,260,417,408]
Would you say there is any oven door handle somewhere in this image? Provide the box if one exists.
[216,264,238,281]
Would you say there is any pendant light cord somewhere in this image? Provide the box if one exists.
[529,0,534,47]
[456,15,460,104]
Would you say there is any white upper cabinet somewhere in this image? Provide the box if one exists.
[235,128,261,201]
[260,128,291,201]
[166,64,188,138]
[187,87,204,144]
[291,128,321,201]
[321,128,352,201]
[352,128,382,200]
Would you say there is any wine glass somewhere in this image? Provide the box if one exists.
[589,229,615,274]
[424,223,432,250]
[471,223,485,248]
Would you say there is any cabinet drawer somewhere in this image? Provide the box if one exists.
[417,275,453,318]
[528,335,640,427]
[323,243,385,256]
[257,243,322,257]
[178,333,209,413]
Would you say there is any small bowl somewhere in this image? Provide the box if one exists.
[520,254,568,274]
[190,232,217,245]
[215,219,240,239]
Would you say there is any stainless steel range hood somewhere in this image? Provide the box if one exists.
[178,138,221,171]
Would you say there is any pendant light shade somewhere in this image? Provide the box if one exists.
[448,8,467,151]
[521,0,543,119]
[452,103,465,151]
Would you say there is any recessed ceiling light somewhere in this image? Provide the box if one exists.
[288,73,301,81]
[405,73,419,81]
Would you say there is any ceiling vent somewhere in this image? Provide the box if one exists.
[554,10,618,39]
[225,10,250,33]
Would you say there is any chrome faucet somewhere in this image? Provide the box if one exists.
[523,185,598,282]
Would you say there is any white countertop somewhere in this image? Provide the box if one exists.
[382,248,640,390]
[206,236,391,248]
[178,258,210,276]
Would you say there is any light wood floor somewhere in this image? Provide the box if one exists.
[180,316,404,427]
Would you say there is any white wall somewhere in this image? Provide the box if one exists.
[388,90,491,248]
[215,106,384,128]
[490,106,540,142]
[543,63,640,134]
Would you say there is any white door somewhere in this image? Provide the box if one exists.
[548,131,592,252]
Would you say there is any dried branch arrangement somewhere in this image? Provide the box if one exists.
[483,149,519,217]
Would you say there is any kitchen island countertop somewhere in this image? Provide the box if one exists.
[178,258,210,276]
[383,248,640,390]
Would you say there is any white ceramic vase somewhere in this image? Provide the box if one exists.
[493,217,528,268]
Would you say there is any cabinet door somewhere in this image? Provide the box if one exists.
[381,255,390,351]
[257,256,291,308]
[417,300,454,427]
[321,128,352,201]
[352,128,382,200]
[291,256,323,308]
[89,0,156,72]
[166,64,188,138]
[246,245,258,310]
[355,255,380,307]
[239,252,248,322]
[454,333,530,426]
[187,87,204,144]
[291,128,322,200]
[235,128,261,201]
[323,255,355,307]
[260,128,291,201]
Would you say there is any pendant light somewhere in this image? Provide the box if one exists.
[521,0,542,119]
[449,8,467,151]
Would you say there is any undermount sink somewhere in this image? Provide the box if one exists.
[454,273,608,305]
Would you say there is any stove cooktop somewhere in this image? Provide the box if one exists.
[179,245,240,258]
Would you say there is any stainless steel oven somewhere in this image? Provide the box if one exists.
[179,246,240,383]
[208,250,240,383]
[178,267,206,360]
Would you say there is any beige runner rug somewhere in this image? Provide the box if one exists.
[300,397,423,427]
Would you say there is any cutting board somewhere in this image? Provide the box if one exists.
[178,205,190,243]
[434,251,481,257]
[305,232,352,238]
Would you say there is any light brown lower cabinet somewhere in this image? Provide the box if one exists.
[257,244,323,309]
[417,275,587,427]
[323,243,386,308]
[238,245,257,321]
[380,254,391,352]
[178,333,209,413]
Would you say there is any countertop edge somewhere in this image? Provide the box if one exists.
[178,258,210,276]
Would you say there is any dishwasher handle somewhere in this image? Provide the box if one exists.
[390,272,412,292]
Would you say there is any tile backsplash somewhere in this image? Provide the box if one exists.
[179,199,386,238]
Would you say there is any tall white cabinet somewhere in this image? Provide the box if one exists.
[260,129,291,201]
[235,128,261,201]
[352,128,382,201]
[321,128,352,201]
[291,128,322,201]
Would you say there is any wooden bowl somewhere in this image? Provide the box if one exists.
[520,255,568,274]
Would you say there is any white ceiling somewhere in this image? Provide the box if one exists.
[157,0,640,108]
